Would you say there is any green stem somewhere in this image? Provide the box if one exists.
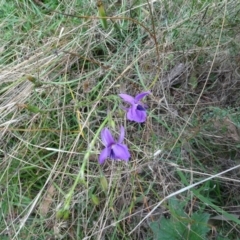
[62,117,108,214]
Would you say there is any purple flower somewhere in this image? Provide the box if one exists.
[99,126,130,164]
[119,91,150,123]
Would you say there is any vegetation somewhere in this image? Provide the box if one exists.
[0,0,240,239]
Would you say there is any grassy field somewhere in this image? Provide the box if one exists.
[1,0,240,239]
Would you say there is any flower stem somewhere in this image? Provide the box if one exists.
[60,117,108,218]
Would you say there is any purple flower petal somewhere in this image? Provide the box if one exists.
[99,127,130,164]
[101,128,114,146]
[127,106,147,123]
[119,91,150,123]
[99,147,110,164]
[118,126,125,143]
[135,91,150,102]
[119,94,135,104]
[112,143,130,161]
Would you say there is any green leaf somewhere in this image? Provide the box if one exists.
[97,1,108,29]
[91,194,100,206]
[150,197,210,240]
[189,212,210,239]
[189,71,198,90]
[100,176,108,193]
[56,209,70,220]
[177,170,240,225]
[26,104,43,113]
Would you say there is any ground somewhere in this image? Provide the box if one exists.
[0,0,240,239]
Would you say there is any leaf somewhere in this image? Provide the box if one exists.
[189,212,210,239]
[189,71,198,90]
[194,192,240,225]
[210,214,240,221]
[150,198,210,240]
[91,194,100,206]
[26,75,37,83]
[97,0,108,29]
[56,209,70,220]
[26,104,43,113]
[178,170,240,227]
[100,176,108,193]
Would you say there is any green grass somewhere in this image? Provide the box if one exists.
[1,0,240,239]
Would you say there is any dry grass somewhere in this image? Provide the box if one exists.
[1,0,240,239]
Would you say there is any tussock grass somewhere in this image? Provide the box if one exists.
[1,0,240,239]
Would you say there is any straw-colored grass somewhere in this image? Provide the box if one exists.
[1,0,240,239]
